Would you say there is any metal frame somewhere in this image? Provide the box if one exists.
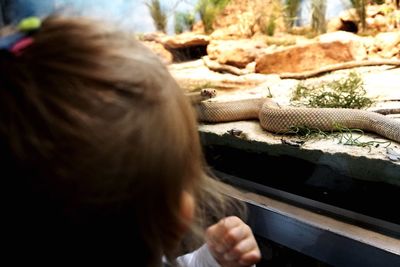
[247,203,400,267]
[215,170,400,238]
[215,171,400,267]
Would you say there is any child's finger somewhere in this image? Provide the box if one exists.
[206,220,226,244]
[206,217,239,243]
[238,249,262,266]
[206,217,248,252]
[223,236,258,261]
[222,223,251,250]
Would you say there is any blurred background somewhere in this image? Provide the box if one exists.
[1,0,358,34]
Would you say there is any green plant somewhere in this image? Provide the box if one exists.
[196,0,231,34]
[311,0,327,34]
[280,124,390,150]
[291,72,373,109]
[174,11,195,34]
[333,124,391,150]
[283,0,301,29]
[262,15,277,36]
[146,0,167,33]
[371,0,384,4]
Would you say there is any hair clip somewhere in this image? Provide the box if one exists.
[18,17,41,32]
[10,37,34,56]
[0,16,41,55]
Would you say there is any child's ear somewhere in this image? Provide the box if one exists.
[180,190,195,225]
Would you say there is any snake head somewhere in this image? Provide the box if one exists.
[200,88,217,99]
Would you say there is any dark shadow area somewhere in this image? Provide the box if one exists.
[202,144,400,237]
[338,19,358,33]
[255,236,332,267]
[167,45,208,62]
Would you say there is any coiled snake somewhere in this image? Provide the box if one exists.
[189,92,400,144]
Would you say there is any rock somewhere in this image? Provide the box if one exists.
[168,59,277,91]
[199,120,400,186]
[255,40,365,74]
[202,56,252,75]
[363,36,378,57]
[161,32,210,49]
[192,21,205,34]
[210,25,249,40]
[338,8,359,21]
[211,0,285,38]
[316,31,367,60]
[374,31,400,58]
[366,4,383,17]
[207,39,269,68]
[373,14,389,31]
[316,31,363,43]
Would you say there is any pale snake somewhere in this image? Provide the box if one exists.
[192,96,400,144]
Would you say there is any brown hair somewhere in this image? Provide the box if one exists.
[0,16,243,265]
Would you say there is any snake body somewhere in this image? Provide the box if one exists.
[195,98,400,143]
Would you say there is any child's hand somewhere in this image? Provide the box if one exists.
[206,216,261,267]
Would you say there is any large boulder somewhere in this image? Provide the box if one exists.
[207,39,269,68]
[255,39,366,74]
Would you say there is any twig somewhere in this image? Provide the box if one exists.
[278,60,400,79]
